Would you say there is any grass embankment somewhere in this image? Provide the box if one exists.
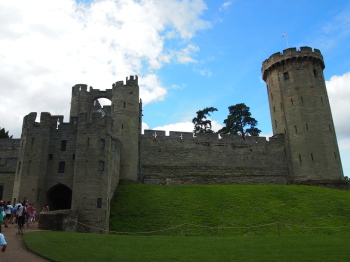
[24,185,350,261]
[110,184,350,236]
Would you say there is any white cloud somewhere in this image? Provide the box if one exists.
[326,72,350,139]
[326,72,350,176]
[0,0,209,138]
[219,1,233,11]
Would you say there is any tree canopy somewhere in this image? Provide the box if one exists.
[218,103,261,139]
[192,107,218,133]
[0,127,13,139]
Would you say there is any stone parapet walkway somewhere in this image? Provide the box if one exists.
[1,221,50,261]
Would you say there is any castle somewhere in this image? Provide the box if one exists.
[0,47,344,233]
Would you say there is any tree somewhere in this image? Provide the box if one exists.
[192,107,218,133]
[0,127,13,139]
[218,103,261,139]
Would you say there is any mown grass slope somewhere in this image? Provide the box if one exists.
[109,184,350,236]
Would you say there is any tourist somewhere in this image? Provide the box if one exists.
[4,201,13,228]
[0,232,7,253]
[26,203,34,226]
[0,201,4,231]
[12,200,22,224]
[42,204,49,212]
[16,203,26,231]
[30,208,37,222]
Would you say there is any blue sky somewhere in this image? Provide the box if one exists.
[1,0,349,176]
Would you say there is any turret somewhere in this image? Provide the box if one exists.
[262,47,344,183]
[111,75,141,181]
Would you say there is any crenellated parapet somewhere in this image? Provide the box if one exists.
[112,75,138,89]
[142,129,284,146]
[262,47,324,81]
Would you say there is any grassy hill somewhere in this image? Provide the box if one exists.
[109,184,350,236]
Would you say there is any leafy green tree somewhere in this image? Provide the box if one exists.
[192,107,218,133]
[0,127,12,139]
[218,103,261,139]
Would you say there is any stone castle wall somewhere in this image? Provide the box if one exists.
[0,139,20,201]
[140,130,288,185]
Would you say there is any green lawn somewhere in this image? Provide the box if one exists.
[24,184,350,261]
[25,232,350,261]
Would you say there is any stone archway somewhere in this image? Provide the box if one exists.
[47,184,72,211]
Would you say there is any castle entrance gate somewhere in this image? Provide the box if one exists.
[47,184,72,210]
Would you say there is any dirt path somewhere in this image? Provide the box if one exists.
[1,221,51,261]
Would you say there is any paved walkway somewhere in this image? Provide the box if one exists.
[1,221,51,261]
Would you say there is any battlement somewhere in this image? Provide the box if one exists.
[71,84,113,99]
[262,47,324,81]
[112,75,138,89]
[142,130,280,145]
[72,84,88,93]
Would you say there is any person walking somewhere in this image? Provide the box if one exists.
[12,201,22,224]
[26,203,34,226]
[16,203,26,235]
[0,201,5,232]
[3,201,13,228]
[0,231,7,253]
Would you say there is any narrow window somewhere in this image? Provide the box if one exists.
[87,137,90,147]
[291,98,293,105]
[273,106,275,112]
[72,154,75,160]
[301,97,304,103]
[100,139,105,150]
[123,102,126,108]
[299,155,302,163]
[17,162,21,175]
[283,72,289,80]
[49,154,53,160]
[58,161,65,173]
[122,124,124,129]
[284,128,286,135]
[311,153,314,162]
[313,69,317,78]
[37,189,41,201]
[28,160,32,175]
[97,198,102,208]
[61,140,67,151]
[98,161,104,171]
[306,124,309,131]
[295,125,298,133]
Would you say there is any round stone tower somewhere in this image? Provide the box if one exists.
[111,75,142,181]
[262,47,344,183]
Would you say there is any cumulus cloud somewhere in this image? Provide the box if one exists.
[326,72,350,139]
[326,72,350,176]
[0,0,209,137]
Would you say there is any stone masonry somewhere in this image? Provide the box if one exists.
[0,47,344,233]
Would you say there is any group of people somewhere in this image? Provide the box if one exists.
[0,199,48,253]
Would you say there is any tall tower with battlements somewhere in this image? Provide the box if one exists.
[112,76,142,181]
[262,47,344,183]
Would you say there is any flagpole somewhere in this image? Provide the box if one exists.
[281,31,289,48]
